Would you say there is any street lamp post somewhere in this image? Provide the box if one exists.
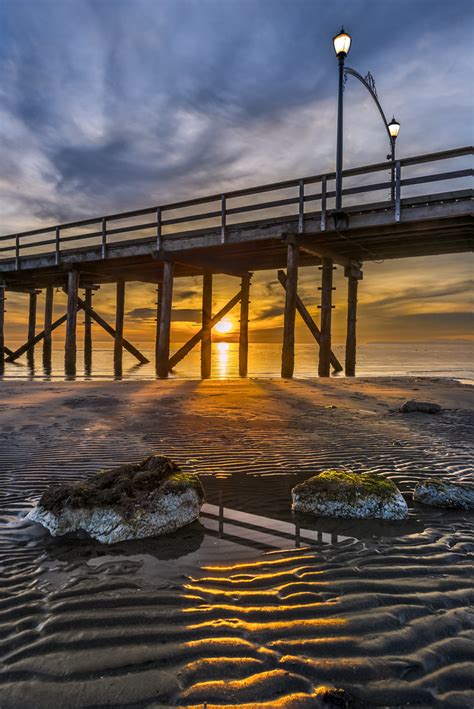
[333,28,352,217]
[332,28,400,219]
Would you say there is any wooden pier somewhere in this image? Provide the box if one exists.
[0,146,472,377]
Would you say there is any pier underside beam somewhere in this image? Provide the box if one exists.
[65,270,79,375]
[345,264,363,376]
[201,272,212,379]
[169,288,243,371]
[318,258,334,377]
[239,273,251,377]
[156,260,174,378]
[281,243,299,378]
[277,269,342,373]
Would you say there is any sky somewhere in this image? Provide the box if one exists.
[0,0,472,346]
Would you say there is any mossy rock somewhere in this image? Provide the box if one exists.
[414,479,474,510]
[29,455,204,544]
[292,469,407,521]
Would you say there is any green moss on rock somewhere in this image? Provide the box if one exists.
[39,455,203,517]
[292,469,408,521]
[294,469,397,503]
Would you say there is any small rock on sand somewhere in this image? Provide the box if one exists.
[414,479,474,510]
[292,470,408,520]
[400,400,441,414]
[29,455,204,544]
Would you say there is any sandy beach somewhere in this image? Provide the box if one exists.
[0,377,473,707]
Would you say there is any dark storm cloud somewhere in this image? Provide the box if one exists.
[0,0,472,233]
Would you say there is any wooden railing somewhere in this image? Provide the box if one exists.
[0,146,471,269]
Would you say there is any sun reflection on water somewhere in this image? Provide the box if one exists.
[215,341,231,378]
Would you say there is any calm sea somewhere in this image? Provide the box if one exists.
[1,341,473,383]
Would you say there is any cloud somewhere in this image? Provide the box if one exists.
[366,280,474,310]
[127,306,202,323]
[126,307,155,320]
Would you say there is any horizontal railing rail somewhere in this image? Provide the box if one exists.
[0,145,471,269]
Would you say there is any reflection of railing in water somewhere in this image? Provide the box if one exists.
[199,501,353,553]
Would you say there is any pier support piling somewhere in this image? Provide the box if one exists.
[43,286,54,371]
[0,284,5,373]
[345,264,362,376]
[65,270,79,375]
[27,292,37,343]
[155,283,163,372]
[239,273,251,377]
[157,260,174,378]
[318,258,334,378]
[84,287,93,371]
[201,272,212,379]
[278,270,342,373]
[27,291,37,369]
[281,243,299,378]
[114,280,125,375]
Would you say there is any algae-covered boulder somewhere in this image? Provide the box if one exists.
[400,400,441,414]
[292,470,408,520]
[414,479,474,510]
[29,455,204,544]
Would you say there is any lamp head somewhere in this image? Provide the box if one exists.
[333,27,352,57]
[388,116,401,139]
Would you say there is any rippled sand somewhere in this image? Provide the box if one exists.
[0,378,473,707]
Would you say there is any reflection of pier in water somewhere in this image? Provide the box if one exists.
[200,502,353,552]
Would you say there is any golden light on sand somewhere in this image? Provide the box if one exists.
[214,318,233,334]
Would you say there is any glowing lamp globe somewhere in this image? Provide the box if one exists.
[333,27,352,57]
[388,116,401,139]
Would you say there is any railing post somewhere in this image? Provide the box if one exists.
[298,180,305,234]
[156,207,162,253]
[15,235,20,271]
[320,176,327,232]
[395,161,401,222]
[101,218,107,259]
[221,194,226,244]
[55,227,60,266]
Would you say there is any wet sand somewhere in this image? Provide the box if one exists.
[0,377,473,707]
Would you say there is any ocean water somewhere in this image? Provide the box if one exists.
[1,341,473,382]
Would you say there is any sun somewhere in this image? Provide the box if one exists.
[214,318,233,334]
